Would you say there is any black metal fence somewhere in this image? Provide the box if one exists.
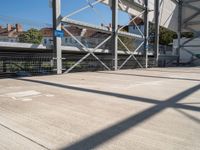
[0,51,156,77]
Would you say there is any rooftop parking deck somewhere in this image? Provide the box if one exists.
[0,67,200,150]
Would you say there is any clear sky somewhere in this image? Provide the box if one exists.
[0,0,130,30]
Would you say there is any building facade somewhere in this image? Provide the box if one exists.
[0,24,23,42]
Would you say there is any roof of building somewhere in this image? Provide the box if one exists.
[129,17,144,26]
[40,25,109,38]
[0,24,23,37]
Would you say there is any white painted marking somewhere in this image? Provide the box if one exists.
[21,98,32,102]
[5,90,41,98]
[11,97,17,100]
[1,90,55,101]
[45,94,55,97]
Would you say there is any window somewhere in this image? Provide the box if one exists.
[65,38,68,43]
[44,39,47,45]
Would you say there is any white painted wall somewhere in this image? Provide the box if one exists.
[0,36,19,43]
[42,36,105,48]
[128,24,144,35]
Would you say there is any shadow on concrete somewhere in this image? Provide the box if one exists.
[16,78,200,150]
[181,102,200,105]
[17,78,200,113]
[99,72,200,82]
[145,69,200,74]
[175,109,200,124]
[59,83,200,150]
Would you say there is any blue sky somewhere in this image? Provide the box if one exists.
[0,0,130,30]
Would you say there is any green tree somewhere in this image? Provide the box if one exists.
[159,27,177,45]
[19,28,42,44]
[181,32,194,38]
[149,23,194,45]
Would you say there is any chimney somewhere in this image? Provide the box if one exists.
[7,24,12,32]
[16,24,23,32]
[108,23,112,30]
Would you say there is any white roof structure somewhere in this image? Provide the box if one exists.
[99,0,200,67]
[100,0,179,32]
[101,0,199,32]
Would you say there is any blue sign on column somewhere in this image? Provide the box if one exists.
[54,30,64,37]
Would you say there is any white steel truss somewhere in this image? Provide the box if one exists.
[176,0,200,63]
[52,0,150,74]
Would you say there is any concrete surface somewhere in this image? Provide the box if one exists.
[0,67,200,150]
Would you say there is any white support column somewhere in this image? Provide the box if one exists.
[144,0,149,68]
[154,0,160,67]
[112,0,118,71]
[53,0,62,74]
[177,0,182,65]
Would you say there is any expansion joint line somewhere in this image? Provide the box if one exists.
[0,122,50,150]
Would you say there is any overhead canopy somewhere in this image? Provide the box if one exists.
[99,0,179,32]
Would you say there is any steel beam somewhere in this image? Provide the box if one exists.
[112,0,118,71]
[62,18,111,34]
[177,0,182,64]
[52,0,62,74]
[61,18,143,39]
[182,45,200,47]
[118,38,144,69]
[183,0,200,4]
[154,0,160,67]
[186,20,200,26]
[62,26,111,72]
[144,0,149,68]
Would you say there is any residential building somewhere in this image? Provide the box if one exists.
[128,17,144,35]
[40,25,109,48]
[0,24,23,42]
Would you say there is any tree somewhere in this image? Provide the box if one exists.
[181,32,194,38]
[149,23,194,45]
[19,28,42,44]
[159,27,177,45]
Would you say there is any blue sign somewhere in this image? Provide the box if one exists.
[54,30,64,37]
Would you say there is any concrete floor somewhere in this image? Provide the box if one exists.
[0,67,200,150]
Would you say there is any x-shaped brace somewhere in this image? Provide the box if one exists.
[62,26,111,73]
